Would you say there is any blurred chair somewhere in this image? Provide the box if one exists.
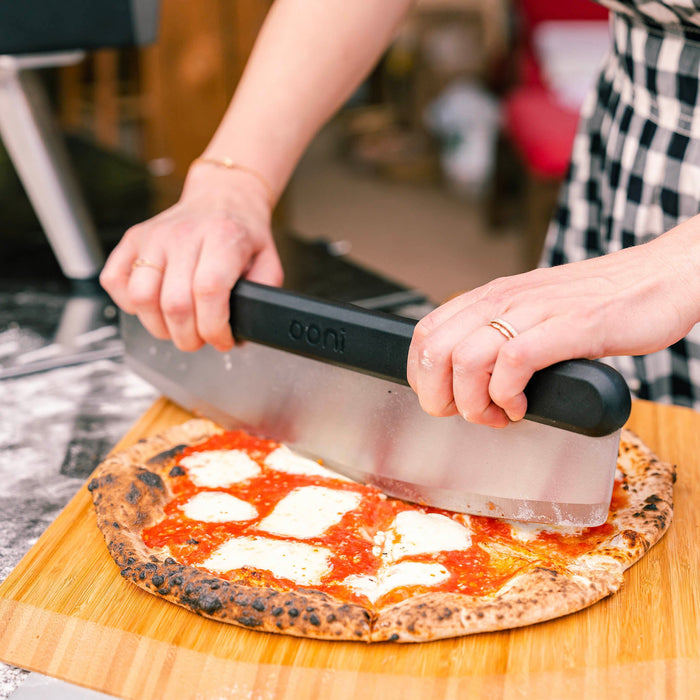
[497,0,609,267]
[0,1,159,280]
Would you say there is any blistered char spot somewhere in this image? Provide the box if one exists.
[147,444,187,465]
[169,465,186,477]
[137,470,164,489]
[252,599,266,612]
[87,479,99,492]
[237,615,262,627]
[198,593,223,614]
[152,574,165,587]
[234,593,251,607]
[125,483,141,504]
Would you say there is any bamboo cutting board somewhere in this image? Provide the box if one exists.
[1,398,699,699]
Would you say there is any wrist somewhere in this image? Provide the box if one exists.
[183,157,276,214]
[190,156,276,206]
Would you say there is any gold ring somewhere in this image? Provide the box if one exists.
[489,318,518,340]
[131,257,164,274]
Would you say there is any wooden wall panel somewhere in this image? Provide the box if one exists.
[140,0,272,181]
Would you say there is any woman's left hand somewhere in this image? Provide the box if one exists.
[406,230,700,428]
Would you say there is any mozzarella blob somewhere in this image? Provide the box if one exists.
[264,445,347,480]
[344,561,451,603]
[202,536,331,585]
[180,449,261,488]
[181,491,258,523]
[385,510,472,559]
[257,486,362,539]
[506,520,577,543]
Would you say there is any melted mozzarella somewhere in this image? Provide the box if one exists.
[180,449,261,488]
[181,492,258,523]
[264,446,350,481]
[344,561,450,604]
[385,510,472,560]
[507,521,578,543]
[202,536,331,585]
[257,486,362,539]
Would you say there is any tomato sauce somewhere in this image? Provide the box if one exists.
[142,430,629,609]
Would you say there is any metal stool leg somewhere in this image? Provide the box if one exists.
[0,53,104,280]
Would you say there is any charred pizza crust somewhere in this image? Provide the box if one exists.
[89,421,674,643]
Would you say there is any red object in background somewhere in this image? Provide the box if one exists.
[503,86,582,178]
[503,0,609,179]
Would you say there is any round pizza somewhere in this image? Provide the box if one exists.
[88,419,673,642]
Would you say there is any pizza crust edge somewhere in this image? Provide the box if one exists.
[88,421,675,644]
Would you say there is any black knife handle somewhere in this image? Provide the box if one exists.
[230,281,631,437]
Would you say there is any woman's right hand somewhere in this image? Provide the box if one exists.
[100,163,283,353]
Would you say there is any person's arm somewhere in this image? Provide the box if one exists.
[100,0,413,352]
[406,215,700,427]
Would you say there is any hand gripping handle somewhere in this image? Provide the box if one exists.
[230,281,631,437]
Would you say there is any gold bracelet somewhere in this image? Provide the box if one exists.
[191,156,275,205]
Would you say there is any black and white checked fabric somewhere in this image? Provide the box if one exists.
[541,2,700,410]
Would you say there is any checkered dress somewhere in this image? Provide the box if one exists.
[541,1,700,409]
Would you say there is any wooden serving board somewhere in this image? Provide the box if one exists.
[1,398,699,699]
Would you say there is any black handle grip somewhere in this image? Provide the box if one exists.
[230,281,631,437]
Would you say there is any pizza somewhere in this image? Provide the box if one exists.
[88,419,673,642]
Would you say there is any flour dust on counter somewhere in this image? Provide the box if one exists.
[0,359,157,583]
[0,353,157,698]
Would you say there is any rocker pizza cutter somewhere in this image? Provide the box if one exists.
[123,280,631,527]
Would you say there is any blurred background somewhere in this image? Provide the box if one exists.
[0,0,612,302]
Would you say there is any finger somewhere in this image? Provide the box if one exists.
[489,316,593,421]
[191,232,248,352]
[451,325,511,428]
[407,292,494,388]
[126,256,169,339]
[160,241,204,352]
[407,308,486,417]
[243,244,284,287]
[100,237,139,313]
[406,317,458,416]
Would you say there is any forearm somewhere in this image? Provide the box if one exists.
[644,212,700,334]
[200,0,414,202]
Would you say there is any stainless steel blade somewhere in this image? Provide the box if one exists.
[123,313,620,526]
